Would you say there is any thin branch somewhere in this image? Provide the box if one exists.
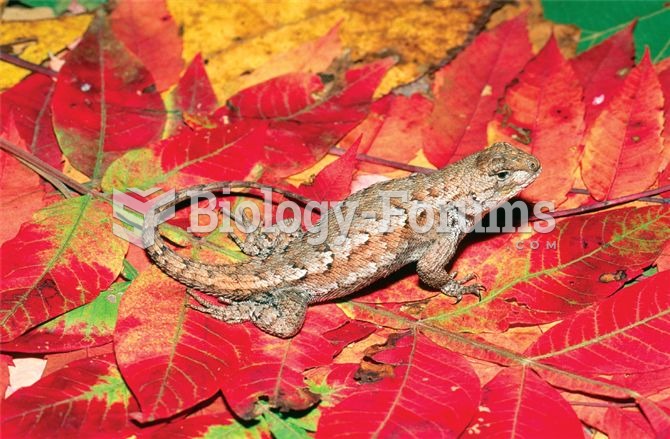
[535,185,670,220]
[568,187,667,204]
[5,132,668,222]
[330,145,669,214]
[0,52,58,78]
[14,156,74,198]
[0,137,106,200]
[329,146,434,174]
[568,401,638,408]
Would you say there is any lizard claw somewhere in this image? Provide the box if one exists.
[441,272,485,304]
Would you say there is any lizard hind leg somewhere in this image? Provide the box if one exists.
[186,288,309,338]
[248,288,309,338]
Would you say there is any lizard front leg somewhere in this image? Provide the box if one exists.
[187,288,309,338]
[416,233,485,303]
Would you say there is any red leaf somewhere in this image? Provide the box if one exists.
[601,405,656,439]
[322,320,377,356]
[465,367,583,438]
[298,137,359,201]
[52,15,166,180]
[526,272,670,375]
[0,122,46,244]
[317,332,480,437]
[220,304,349,418]
[581,52,664,201]
[0,196,127,342]
[157,121,268,186]
[0,354,142,437]
[342,93,432,173]
[0,354,11,403]
[110,0,184,92]
[424,15,532,166]
[103,120,270,190]
[505,205,670,323]
[0,74,62,170]
[114,265,239,422]
[612,367,670,396]
[169,53,218,118]
[224,58,394,176]
[489,37,585,204]
[658,65,670,194]
[639,398,670,437]
[572,24,635,130]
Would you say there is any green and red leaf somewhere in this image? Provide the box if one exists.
[0,354,141,437]
[527,271,670,376]
[505,205,670,323]
[114,265,239,422]
[1,281,128,353]
[1,196,127,342]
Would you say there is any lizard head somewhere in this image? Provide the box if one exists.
[459,142,541,216]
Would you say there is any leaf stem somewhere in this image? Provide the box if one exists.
[0,137,107,200]
[328,146,434,174]
[0,53,58,78]
[536,185,670,220]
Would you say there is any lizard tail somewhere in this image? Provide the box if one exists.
[142,181,312,299]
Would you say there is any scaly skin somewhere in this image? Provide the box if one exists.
[144,142,541,337]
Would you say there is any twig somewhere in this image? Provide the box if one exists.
[533,185,670,221]
[0,137,106,200]
[0,52,58,78]
[329,146,434,174]
[568,187,667,204]
[4,132,668,223]
[568,401,638,408]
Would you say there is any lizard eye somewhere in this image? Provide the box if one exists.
[495,171,510,181]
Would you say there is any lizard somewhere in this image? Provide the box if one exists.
[143,142,541,338]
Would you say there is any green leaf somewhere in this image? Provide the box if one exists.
[19,0,106,15]
[542,0,670,62]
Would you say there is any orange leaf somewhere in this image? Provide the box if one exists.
[110,0,184,92]
[424,15,532,166]
[488,37,585,204]
[581,52,664,201]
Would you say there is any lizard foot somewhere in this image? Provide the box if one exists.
[440,272,486,304]
[247,288,309,338]
[186,289,252,323]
